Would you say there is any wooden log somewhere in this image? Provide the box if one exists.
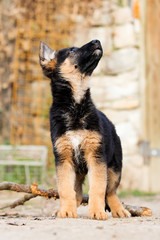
[0,181,152,217]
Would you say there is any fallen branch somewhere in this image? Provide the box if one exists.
[123,203,152,217]
[0,181,152,217]
[0,194,37,210]
[0,182,58,198]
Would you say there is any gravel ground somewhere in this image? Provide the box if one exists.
[0,191,160,240]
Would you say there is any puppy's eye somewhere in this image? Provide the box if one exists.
[75,65,78,69]
[70,48,75,53]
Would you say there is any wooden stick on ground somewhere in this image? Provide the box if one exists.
[0,181,152,217]
[0,194,37,210]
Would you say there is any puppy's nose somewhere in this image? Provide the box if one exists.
[91,39,100,45]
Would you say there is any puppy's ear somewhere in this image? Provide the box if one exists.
[39,41,57,77]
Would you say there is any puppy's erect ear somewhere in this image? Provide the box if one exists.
[39,41,57,76]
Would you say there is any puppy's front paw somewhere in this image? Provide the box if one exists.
[89,207,108,220]
[55,209,77,218]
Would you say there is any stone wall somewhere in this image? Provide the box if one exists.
[73,0,145,190]
[0,0,17,143]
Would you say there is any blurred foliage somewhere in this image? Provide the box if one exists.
[0,165,43,184]
[83,176,89,195]
[3,141,10,145]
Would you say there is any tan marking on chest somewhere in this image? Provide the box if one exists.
[55,130,102,163]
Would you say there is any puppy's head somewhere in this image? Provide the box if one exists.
[39,40,103,79]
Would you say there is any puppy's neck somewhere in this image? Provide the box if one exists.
[68,74,90,104]
[59,59,91,104]
[50,73,91,106]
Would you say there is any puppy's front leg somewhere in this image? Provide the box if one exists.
[88,161,108,220]
[83,133,108,220]
[55,136,77,218]
[56,161,77,218]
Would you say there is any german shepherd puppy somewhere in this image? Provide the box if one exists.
[39,40,130,220]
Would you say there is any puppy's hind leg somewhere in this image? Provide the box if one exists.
[106,168,131,218]
[74,174,85,207]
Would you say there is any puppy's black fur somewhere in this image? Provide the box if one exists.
[39,40,130,219]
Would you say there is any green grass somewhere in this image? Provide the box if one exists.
[118,189,156,198]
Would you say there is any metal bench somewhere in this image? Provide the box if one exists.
[0,145,48,185]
